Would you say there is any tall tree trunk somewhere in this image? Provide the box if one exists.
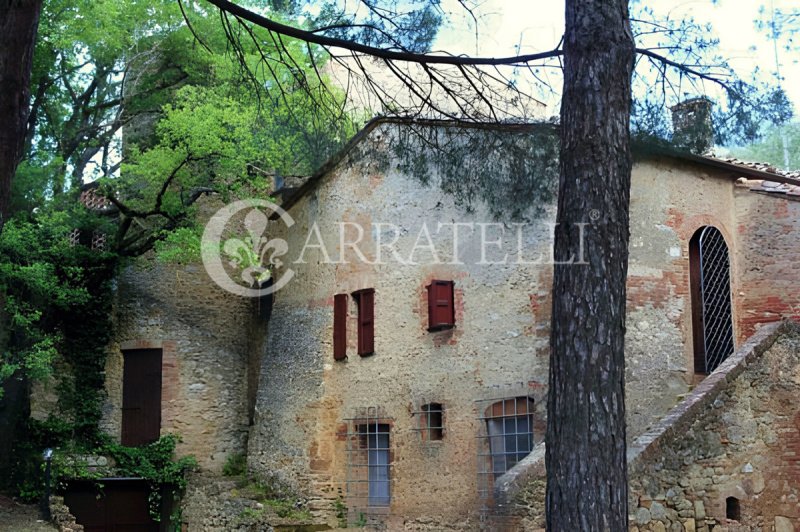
[0,0,42,233]
[546,1,635,530]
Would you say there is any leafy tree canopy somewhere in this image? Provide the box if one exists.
[729,120,800,170]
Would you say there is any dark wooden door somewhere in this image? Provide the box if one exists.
[64,479,159,531]
[121,349,162,446]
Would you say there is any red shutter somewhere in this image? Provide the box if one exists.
[333,294,348,361]
[354,289,375,356]
[427,280,455,331]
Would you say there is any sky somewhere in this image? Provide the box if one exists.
[433,0,800,115]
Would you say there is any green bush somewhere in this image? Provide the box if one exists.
[222,452,247,477]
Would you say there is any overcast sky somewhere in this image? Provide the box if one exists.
[434,0,799,115]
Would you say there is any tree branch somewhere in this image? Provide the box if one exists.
[635,47,733,92]
[202,0,563,66]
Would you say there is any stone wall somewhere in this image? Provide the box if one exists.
[246,122,785,527]
[99,247,263,471]
[625,155,738,435]
[628,321,800,532]
[502,321,800,531]
[247,123,554,527]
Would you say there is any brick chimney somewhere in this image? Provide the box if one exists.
[671,97,714,154]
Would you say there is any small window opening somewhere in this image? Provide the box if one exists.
[726,496,741,521]
[419,403,444,441]
[357,424,391,506]
[689,225,734,375]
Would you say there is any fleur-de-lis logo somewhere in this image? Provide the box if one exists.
[202,199,295,297]
[222,209,289,286]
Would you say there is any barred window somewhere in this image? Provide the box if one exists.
[418,403,444,441]
[481,397,534,476]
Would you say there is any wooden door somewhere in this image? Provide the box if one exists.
[64,479,159,531]
[121,349,162,446]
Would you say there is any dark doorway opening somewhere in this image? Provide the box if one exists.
[121,349,162,446]
[726,496,741,521]
[64,478,161,531]
[689,226,735,375]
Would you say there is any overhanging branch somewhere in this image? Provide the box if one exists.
[202,0,563,66]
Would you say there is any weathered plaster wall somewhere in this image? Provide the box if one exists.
[100,254,259,471]
[248,124,553,528]
[246,123,760,527]
[734,187,800,340]
[626,156,739,435]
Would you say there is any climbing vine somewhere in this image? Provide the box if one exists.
[1,206,195,523]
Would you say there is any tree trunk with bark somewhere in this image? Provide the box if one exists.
[546,1,635,530]
[0,0,42,233]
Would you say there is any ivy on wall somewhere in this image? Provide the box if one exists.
[1,208,195,524]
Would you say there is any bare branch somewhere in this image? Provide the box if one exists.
[202,0,563,67]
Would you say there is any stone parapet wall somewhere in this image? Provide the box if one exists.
[501,321,800,531]
[49,496,83,532]
[628,320,800,531]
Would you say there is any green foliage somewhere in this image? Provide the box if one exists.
[729,121,800,170]
[385,124,559,221]
[99,434,197,490]
[262,497,311,520]
[44,434,197,521]
[230,476,311,523]
[153,226,203,265]
[8,416,82,502]
[237,506,265,521]
[222,452,248,477]
[0,209,114,411]
[334,497,348,528]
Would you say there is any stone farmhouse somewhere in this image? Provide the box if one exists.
[37,113,800,531]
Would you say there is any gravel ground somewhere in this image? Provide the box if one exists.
[0,495,57,532]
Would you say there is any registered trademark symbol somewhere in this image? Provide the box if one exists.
[589,209,601,221]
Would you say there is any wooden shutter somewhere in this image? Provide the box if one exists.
[427,280,455,331]
[121,349,162,446]
[354,289,375,356]
[333,294,348,360]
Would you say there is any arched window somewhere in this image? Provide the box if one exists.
[483,397,534,475]
[689,226,734,375]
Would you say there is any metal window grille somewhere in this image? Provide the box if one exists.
[344,407,393,528]
[68,228,81,246]
[79,188,110,210]
[476,396,534,504]
[91,231,106,251]
[697,226,734,373]
[412,403,444,441]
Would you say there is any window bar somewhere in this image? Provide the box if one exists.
[475,395,535,519]
[411,402,444,441]
[344,407,393,528]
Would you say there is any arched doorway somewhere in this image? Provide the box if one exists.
[689,226,735,375]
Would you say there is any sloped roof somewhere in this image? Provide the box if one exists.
[273,117,800,212]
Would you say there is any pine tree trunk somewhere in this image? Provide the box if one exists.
[545,1,635,529]
[0,0,42,233]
